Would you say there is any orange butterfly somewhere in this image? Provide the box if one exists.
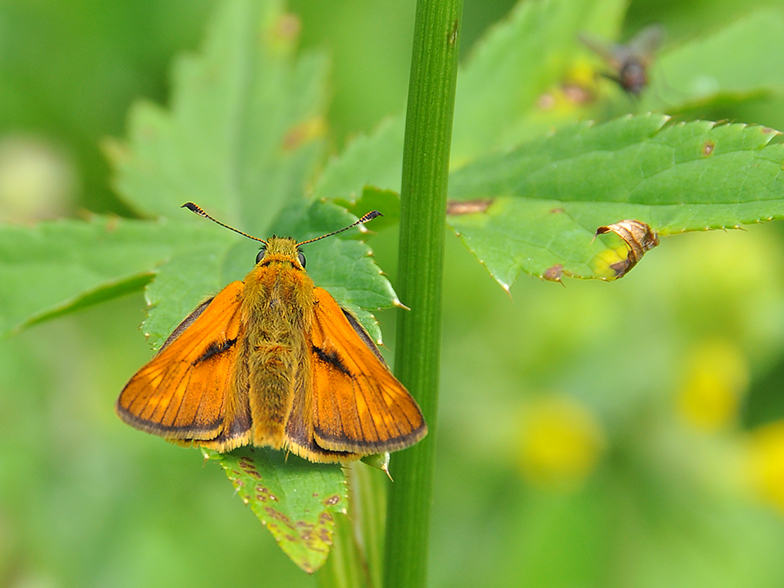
[116,204,427,462]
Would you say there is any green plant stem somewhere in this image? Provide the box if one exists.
[316,512,366,588]
[383,0,463,587]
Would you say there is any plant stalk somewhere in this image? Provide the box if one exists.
[383,0,463,586]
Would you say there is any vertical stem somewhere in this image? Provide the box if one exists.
[317,513,366,588]
[384,0,462,586]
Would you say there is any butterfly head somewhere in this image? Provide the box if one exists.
[255,237,307,270]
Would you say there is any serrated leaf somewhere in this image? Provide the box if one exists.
[313,118,405,200]
[100,0,398,349]
[107,0,328,236]
[452,0,628,164]
[645,10,784,112]
[141,233,236,349]
[335,187,401,233]
[0,217,213,337]
[205,447,347,574]
[448,114,784,286]
[310,0,628,203]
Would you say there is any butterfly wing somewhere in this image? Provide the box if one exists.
[307,287,427,455]
[116,281,251,451]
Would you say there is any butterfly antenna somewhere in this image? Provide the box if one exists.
[182,202,267,243]
[297,210,383,247]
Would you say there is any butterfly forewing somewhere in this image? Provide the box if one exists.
[309,288,427,454]
[116,281,248,444]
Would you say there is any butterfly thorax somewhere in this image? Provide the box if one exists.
[242,237,314,335]
[234,236,314,449]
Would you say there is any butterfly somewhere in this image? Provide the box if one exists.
[116,203,427,463]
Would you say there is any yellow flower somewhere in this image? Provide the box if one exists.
[676,340,749,431]
[748,421,784,513]
[517,396,605,489]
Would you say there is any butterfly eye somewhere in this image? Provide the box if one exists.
[297,251,306,268]
[255,246,267,264]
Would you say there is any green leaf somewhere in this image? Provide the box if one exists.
[334,186,401,233]
[313,118,405,200]
[447,114,784,286]
[0,216,212,337]
[100,0,398,349]
[140,233,235,349]
[106,0,328,236]
[0,0,213,214]
[645,10,784,112]
[205,447,347,574]
[309,0,629,203]
[451,0,628,164]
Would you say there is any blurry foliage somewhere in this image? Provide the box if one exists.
[4,0,784,587]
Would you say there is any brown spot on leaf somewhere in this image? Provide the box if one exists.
[239,457,261,479]
[542,264,565,284]
[282,117,327,151]
[323,495,341,506]
[446,199,493,215]
[595,219,659,278]
[265,507,294,525]
[550,207,565,214]
[702,140,715,156]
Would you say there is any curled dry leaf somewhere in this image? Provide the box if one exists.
[595,219,659,278]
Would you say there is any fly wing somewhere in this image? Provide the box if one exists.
[627,24,664,63]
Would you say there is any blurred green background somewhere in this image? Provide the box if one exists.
[4,0,784,586]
